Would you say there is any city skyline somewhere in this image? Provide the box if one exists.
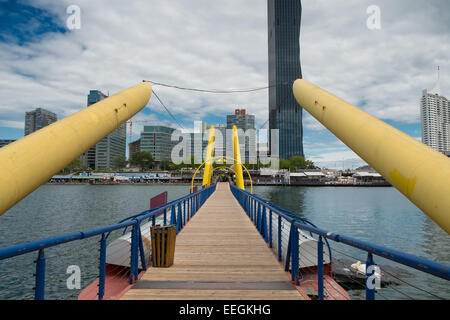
[0,1,449,169]
[268,0,304,160]
[421,68,450,155]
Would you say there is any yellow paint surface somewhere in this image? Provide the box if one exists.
[293,79,450,234]
[0,82,152,216]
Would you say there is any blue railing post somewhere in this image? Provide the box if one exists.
[177,202,182,233]
[257,202,261,230]
[278,215,282,262]
[291,225,299,285]
[137,224,147,271]
[129,223,139,284]
[269,209,273,248]
[163,208,167,226]
[285,224,292,272]
[34,249,45,300]
[366,253,376,300]
[183,200,187,224]
[98,233,107,300]
[262,206,268,243]
[170,205,176,225]
[318,236,324,300]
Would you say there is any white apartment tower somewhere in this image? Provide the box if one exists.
[421,67,450,154]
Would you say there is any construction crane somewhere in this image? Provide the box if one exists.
[126,119,159,144]
[127,119,159,161]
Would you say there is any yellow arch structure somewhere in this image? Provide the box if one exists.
[293,79,450,234]
[191,156,253,194]
[232,125,245,190]
[0,82,152,216]
[202,125,215,187]
[200,124,245,191]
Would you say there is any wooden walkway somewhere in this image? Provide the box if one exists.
[121,183,305,300]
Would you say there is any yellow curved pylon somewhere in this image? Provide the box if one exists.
[293,79,450,234]
[0,82,152,216]
[190,156,253,194]
[202,126,215,187]
[232,125,245,190]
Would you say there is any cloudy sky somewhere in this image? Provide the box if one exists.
[0,0,449,169]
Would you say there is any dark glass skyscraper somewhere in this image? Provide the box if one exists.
[268,0,303,159]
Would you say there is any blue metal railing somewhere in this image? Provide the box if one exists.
[230,184,450,300]
[0,184,216,300]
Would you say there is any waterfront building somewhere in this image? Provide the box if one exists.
[226,109,256,164]
[83,90,126,170]
[95,124,126,170]
[140,126,176,164]
[24,108,57,136]
[421,68,450,154]
[129,139,141,161]
[0,139,15,148]
[214,124,228,161]
[268,0,304,159]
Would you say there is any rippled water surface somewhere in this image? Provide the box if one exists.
[0,184,448,300]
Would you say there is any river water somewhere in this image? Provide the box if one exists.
[0,184,448,300]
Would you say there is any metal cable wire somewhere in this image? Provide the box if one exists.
[330,245,446,300]
[329,247,418,300]
[151,89,185,130]
[144,80,290,94]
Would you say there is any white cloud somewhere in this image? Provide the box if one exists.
[0,0,448,167]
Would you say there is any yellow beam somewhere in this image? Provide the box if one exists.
[0,82,152,216]
[232,125,245,190]
[202,125,215,187]
[293,79,450,234]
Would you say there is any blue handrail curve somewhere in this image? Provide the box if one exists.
[0,184,216,300]
[229,183,450,300]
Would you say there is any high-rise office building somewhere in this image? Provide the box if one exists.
[129,139,141,161]
[140,126,176,163]
[227,109,256,163]
[421,68,450,154]
[0,139,15,148]
[95,124,126,170]
[83,90,126,170]
[214,124,228,161]
[24,108,57,136]
[268,0,304,159]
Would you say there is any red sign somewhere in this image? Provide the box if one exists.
[150,191,167,216]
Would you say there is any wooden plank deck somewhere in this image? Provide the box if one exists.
[121,182,305,300]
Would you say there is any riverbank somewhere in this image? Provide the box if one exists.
[45,181,392,187]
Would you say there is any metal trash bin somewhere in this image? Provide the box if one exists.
[150,224,176,267]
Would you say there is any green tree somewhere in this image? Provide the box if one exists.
[280,158,291,170]
[113,155,127,170]
[63,158,83,173]
[131,151,154,171]
[160,159,171,170]
[289,156,307,170]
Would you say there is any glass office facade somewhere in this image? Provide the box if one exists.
[268,0,304,159]
[83,90,126,170]
[140,126,176,163]
[24,108,57,136]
